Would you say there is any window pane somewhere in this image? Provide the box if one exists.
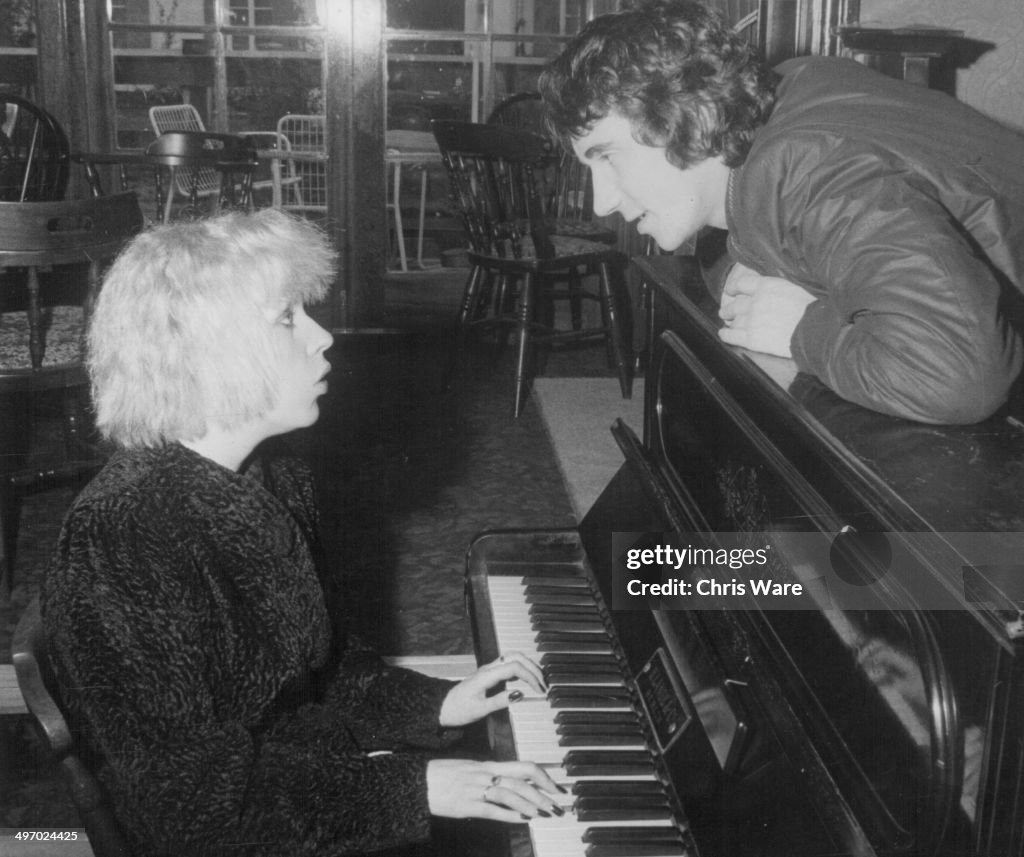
[0,0,35,47]
[227,0,321,52]
[387,39,474,129]
[491,0,589,36]
[226,56,323,130]
[113,45,321,147]
[0,0,36,98]
[387,0,466,31]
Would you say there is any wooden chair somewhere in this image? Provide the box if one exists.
[145,131,257,222]
[0,95,70,202]
[12,598,132,856]
[0,193,144,597]
[432,120,632,418]
[487,92,615,245]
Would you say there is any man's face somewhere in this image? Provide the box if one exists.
[571,111,730,251]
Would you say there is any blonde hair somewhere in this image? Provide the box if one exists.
[88,209,337,448]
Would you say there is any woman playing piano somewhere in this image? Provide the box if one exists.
[41,210,562,856]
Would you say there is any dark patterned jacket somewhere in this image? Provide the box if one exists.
[42,442,457,856]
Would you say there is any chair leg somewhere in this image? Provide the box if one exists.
[445,264,486,388]
[0,484,20,601]
[513,272,535,418]
[0,392,30,600]
[162,170,177,223]
[493,274,515,362]
[0,495,8,600]
[599,260,633,400]
[568,267,584,331]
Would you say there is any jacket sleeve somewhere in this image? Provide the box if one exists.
[317,633,460,751]
[757,143,1021,424]
[43,507,444,857]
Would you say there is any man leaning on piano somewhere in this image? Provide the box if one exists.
[540,0,1024,425]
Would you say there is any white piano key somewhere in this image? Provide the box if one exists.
[486,574,691,857]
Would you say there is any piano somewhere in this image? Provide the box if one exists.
[466,254,1024,857]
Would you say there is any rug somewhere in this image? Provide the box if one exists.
[534,377,645,519]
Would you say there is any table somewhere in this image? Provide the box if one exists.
[75,147,251,222]
[76,136,268,221]
[72,151,149,198]
[385,130,443,272]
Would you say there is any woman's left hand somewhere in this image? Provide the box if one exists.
[439,653,546,727]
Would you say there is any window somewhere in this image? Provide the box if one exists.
[384,0,594,130]
[104,0,324,150]
[0,0,36,97]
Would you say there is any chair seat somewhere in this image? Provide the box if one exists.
[469,233,622,271]
[0,305,84,371]
[549,218,617,244]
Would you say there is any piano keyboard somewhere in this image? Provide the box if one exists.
[487,573,691,857]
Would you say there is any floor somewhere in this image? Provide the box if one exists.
[0,268,623,834]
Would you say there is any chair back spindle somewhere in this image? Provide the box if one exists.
[432,120,556,261]
[0,95,70,202]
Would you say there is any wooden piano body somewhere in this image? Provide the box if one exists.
[467,255,1024,857]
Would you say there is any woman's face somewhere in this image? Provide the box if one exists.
[256,298,334,438]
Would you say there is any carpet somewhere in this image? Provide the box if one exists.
[534,377,645,519]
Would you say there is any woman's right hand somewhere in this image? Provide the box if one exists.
[426,758,566,822]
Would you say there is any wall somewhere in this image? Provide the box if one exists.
[860,0,1023,130]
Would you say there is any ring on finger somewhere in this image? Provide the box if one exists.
[483,774,502,803]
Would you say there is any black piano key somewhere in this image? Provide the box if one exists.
[532,615,606,629]
[521,574,590,586]
[563,750,656,776]
[530,603,602,616]
[576,806,672,822]
[532,618,602,630]
[538,639,614,653]
[559,733,644,746]
[546,670,623,685]
[585,843,685,857]
[537,632,617,646]
[550,685,631,700]
[573,780,666,797]
[545,663,621,676]
[530,608,604,620]
[525,584,593,596]
[557,721,642,736]
[526,593,597,607]
[549,692,631,709]
[550,695,630,708]
[541,653,620,668]
[583,826,684,844]
[577,796,671,812]
[555,710,638,726]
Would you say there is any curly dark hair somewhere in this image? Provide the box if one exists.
[539,0,777,169]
